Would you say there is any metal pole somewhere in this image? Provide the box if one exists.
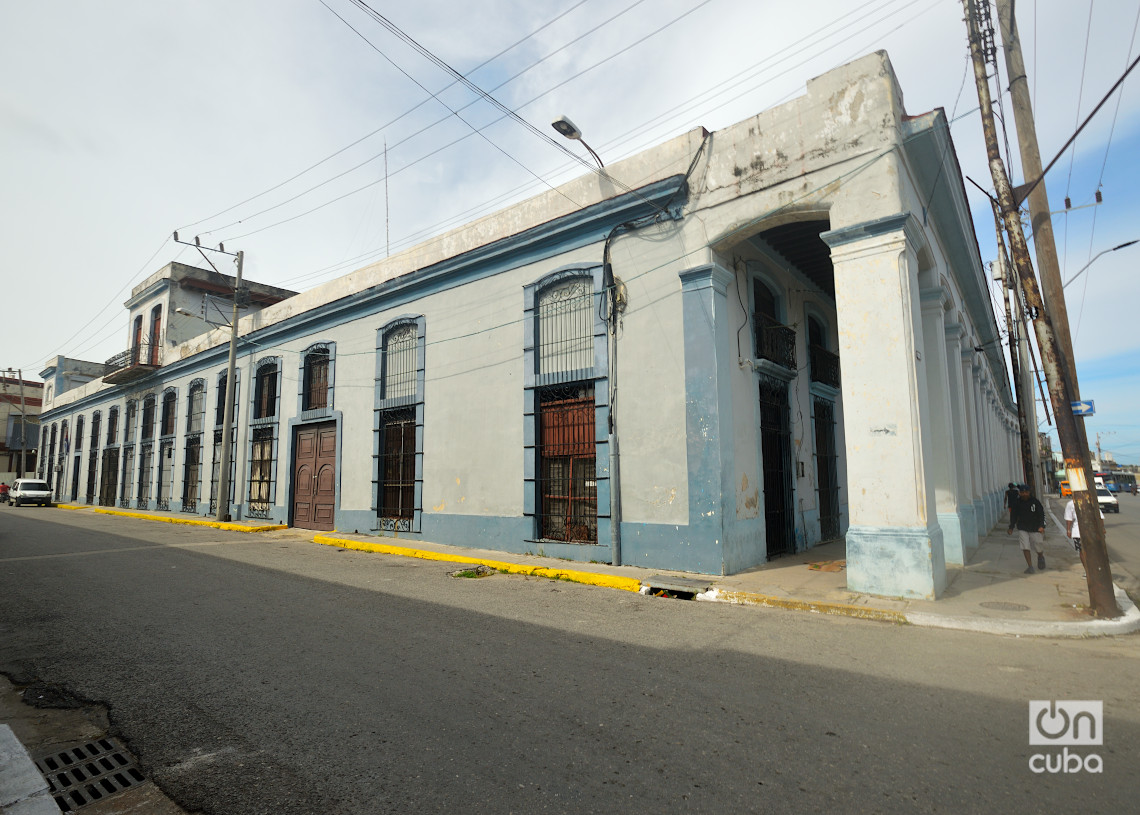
[215,250,243,523]
[965,0,1118,617]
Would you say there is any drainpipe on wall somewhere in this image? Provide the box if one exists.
[602,246,623,567]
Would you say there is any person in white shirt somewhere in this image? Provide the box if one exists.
[1063,499,1104,573]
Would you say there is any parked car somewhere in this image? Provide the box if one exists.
[1097,487,1119,514]
[10,479,53,507]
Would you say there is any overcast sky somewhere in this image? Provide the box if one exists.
[3,0,1138,463]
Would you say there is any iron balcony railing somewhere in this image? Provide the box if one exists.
[753,313,797,370]
[809,344,841,388]
[104,339,159,382]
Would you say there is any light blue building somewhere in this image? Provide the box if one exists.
[38,53,1019,599]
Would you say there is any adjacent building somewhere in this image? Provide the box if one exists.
[1,372,42,481]
[36,52,1022,599]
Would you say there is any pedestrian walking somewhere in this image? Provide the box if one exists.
[1007,485,1046,574]
[1004,482,1019,518]
[1063,498,1103,576]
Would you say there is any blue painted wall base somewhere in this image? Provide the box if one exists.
[845,524,947,599]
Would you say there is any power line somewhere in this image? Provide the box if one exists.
[178,0,595,232]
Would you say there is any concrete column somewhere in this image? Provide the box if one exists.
[822,214,945,599]
[962,354,987,533]
[675,263,738,574]
[944,323,977,550]
[921,288,965,564]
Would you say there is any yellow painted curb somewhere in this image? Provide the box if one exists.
[89,507,286,534]
[54,504,89,511]
[713,589,908,623]
[314,535,643,593]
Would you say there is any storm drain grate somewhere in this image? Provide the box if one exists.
[33,737,146,812]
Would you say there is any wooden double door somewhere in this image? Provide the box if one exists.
[292,421,337,531]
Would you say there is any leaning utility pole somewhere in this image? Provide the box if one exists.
[995,0,1080,392]
[964,0,1118,617]
[991,207,1036,493]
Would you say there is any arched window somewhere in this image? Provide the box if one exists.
[125,400,138,440]
[524,270,604,545]
[107,407,119,446]
[254,361,279,420]
[187,380,205,433]
[141,396,156,440]
[160,389,177,436]
[753,278,795,369]
[303,346,330,410]
[149,305,162,365]
[376,323,420,523]
[75,416,85,451]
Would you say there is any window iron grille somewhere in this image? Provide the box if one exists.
[304,349,330,410]
[537,279,593,376]
[182,436,202,513]
[254,364,278,419]
[377,407,415,520]
[382,328,417,401]
[537,385,597,543]
[247,427,275,518]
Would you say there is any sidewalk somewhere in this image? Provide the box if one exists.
[50,500,1140,638]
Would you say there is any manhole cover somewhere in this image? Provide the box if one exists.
[979,601,1031,612]
[33,737,145,812]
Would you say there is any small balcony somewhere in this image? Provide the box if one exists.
[754,313,797,370]
[809,344,841,388]
[104,340,160,385]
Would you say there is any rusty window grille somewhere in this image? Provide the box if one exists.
[254,363,278,419]
[303,348,330,410]
[377,407,415,519]
[247,427,275,518]
[382,326,417,401]
[537,385,597,543]
[160,391,177,437]
[187,382,205,433]
[141,397,155,440]
[537,279,593,376]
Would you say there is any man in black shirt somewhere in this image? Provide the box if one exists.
[1004,482,1019,519]
[1007,485,1046,573]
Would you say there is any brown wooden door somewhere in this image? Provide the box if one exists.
[293,421,336,531]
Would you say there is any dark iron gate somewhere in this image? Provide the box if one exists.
[759,375,794,557]
[99,449,119,507]
[814,396,841,541]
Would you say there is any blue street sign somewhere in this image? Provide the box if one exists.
[1071,400,1095,416]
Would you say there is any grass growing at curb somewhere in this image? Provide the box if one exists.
[315,535,643,593]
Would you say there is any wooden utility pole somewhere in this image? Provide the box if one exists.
[991,206,1036,493]
[964,0,1118,617]
[995,0,1080,392]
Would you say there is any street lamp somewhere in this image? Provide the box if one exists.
[551,115,605,170]
[1062,240,1139,288]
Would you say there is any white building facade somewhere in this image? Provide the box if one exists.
[38,52,1020,599]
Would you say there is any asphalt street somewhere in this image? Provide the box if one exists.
[1100,490,1140,601]
[2,508,1138,814]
